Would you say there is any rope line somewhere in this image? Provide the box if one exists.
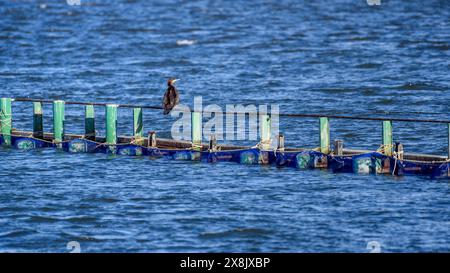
[376,144,395,154]
[311,145,330,152]
[190,142,203,150]
[2,132,450,166]
[392,151,399,176]
[251,139,271,149]
[11,97,450,124]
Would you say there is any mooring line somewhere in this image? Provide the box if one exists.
[10,97,450,124]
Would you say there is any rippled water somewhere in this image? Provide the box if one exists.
[1,0,450,252]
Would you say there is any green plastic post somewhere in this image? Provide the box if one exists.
[382,120,393,156]
[53,100,65,143]
[191,111,202,150]
[319,117,330,154]
[260,114,271,150]
[85,105,95,140]
[106,104,118,145]
[33,102,43,139]
[0,98,12,146]
[133,108,143,144]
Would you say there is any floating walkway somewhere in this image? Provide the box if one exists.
[1,97,450,179]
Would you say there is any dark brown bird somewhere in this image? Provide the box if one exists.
[162,78,180,115]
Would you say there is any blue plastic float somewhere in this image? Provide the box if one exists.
[1,135,449,179]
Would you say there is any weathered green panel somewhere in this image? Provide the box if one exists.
[382,120,393,156]
[133,108,143,139]
[0,98,12,145]
[191,111,202,150]
[85,105,95,140]
[106,104,118,145]
[53,100,65,143]
[33,102,43,139]
[319,117,330,154]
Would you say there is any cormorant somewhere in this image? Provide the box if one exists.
[162,78,180,115]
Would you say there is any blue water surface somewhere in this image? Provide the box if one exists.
[0,0,449,252]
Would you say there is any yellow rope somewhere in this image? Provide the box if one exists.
[190,142,203,150]
[376,144,394,154]
[251,139,272,150]
[0,131,152,150]
[130,136,145,146]
[311,145,330,152]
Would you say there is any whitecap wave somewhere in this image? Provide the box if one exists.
[176,39,196,46]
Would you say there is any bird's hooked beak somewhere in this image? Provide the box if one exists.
[173,79,179,83]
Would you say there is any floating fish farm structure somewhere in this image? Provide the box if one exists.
[1,97,450,178]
